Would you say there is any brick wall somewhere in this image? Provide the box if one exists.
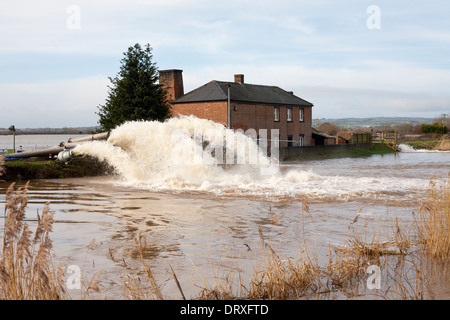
[172,101,313,147]
[230,103,313,147]
[171,101,229,126]
[159,69,184,101]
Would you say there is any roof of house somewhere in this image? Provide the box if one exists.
[173,80,313,106]
[312,128,336,139]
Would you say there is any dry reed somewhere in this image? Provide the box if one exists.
[0,182,68,300]
[120,233,165,300]
[416,175,450,259]
[194,195,438,300]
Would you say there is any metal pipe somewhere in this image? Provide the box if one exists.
[4,131,110,160]
[59,142,79,149]
[68,131,110,143]
[6,146,64,159]
[57,149,74,162]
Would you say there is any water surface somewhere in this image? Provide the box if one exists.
[1,149,448,299]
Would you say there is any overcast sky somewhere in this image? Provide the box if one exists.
[1,0,449,128]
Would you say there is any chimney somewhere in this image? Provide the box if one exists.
[159,69,184,101]
[234,74,244,84]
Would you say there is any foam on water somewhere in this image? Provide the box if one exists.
[73,117,429,202]
[398,144,429,153]
[398,144,450,153]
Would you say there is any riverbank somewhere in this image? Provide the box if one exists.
[282,142,397,162]
[0,156,113,182]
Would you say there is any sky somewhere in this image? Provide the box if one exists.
[1,0,449,128]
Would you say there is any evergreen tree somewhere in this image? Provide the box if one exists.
[97,43,171,131]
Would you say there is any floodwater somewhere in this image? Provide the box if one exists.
[0,134,84,152]
[0,125,449,299]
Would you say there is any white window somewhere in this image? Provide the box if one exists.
[287,107,292,122]
[299,108,304,122]
[298,134,304,146]
[274,106,280,122]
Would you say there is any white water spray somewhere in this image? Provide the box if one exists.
[74,116,278,187]
[398,144,450,153]
[74,117,430,202]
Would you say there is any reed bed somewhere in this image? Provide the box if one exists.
[416,176,450,259]
[0,182,68,300]
[193,228,410,300]
[193,189,448,300]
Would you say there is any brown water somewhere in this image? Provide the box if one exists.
[1,149,449,299]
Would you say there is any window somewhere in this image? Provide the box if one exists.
[287,107,292,122]
[298,134,304,147]
[288,135,293,147]
[274,106,280,122]
[299,108,304,122]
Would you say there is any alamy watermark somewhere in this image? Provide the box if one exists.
[170,125,281,175]
[66,265,81,290]
[367,5,381,30]
[366,265,381,290]
[67,5,81,30]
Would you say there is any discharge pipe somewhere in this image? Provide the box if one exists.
[68,132,110,143]
[57,149,74,162]
[4,131,110,160]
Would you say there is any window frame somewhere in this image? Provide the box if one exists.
[298,134,304,146]
[274,106,280,122]
[287,107,293,122]
[299,108,304,122]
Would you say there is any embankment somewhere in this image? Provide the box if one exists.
[281,143,397,162]
[0,155,114,182]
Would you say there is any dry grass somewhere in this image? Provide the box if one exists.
[0,182,68,300]
[416,175,450,259]
[193,226,429,300]
[434,134,450,151]
[113,233,166,300]
[193,195,442,300]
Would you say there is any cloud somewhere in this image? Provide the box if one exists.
[1,0,449,126]
[0,76,109,128]
[299,86,450,118]
[179,63,450,119]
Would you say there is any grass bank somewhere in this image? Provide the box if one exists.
[402,140,440,150]
[0,156,113,181]
[283,143,397,162]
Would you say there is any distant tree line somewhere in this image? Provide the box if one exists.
[316,119,448,136]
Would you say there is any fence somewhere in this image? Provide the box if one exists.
[351,133,371,144]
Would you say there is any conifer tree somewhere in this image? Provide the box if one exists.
[97,43,171,131]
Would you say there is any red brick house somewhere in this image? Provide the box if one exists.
[159,69,314,147]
